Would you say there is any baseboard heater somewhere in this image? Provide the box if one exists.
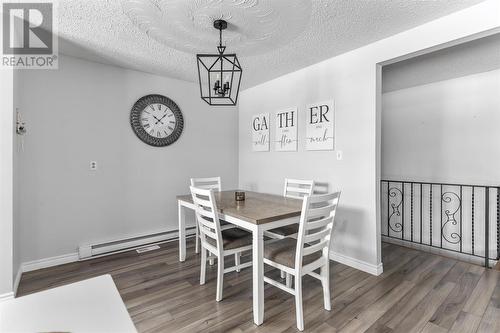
[78,227,196,260]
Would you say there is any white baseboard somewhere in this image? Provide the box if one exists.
[330,250,383,276]
[22,252,79,273]
[13,265,23,297]
[0,292,14,302]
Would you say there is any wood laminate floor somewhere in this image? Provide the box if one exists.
[18,241,500,333]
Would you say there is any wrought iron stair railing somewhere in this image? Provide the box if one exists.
[381,180,499,267]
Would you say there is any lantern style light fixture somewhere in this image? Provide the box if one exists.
[197,20,242,106]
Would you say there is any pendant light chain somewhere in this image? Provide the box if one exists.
[219,25,223,50]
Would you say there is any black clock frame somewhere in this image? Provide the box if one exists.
[130,94,184,147]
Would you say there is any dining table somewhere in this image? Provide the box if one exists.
[177,190,303,325]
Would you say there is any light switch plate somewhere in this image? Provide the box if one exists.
[336,150,343,160]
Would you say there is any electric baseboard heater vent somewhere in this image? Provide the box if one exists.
[78,227,195,260]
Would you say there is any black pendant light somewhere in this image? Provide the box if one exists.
[196,20,242,106]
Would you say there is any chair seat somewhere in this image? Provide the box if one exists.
[264,238,322,268]
[267,224,299,237]
[207,228,252,250]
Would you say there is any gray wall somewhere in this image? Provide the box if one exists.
[382,33,500,93]
[381,34,500,185]
[382,69,500,185]
[13,70,21,287]
[0,67,14,296]
[16,54,239,263]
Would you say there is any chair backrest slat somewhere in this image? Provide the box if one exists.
[190,186,223,253]
[295,192,341,268]
[286,186,312,194]
[200,226,218,240]
[305,216,331,231]
[303,227,331,244]
[193,197,213,209]
[191,177,222,191]
[306,205,335,220]
[283,178,314,199]
[198,216,216,229]
[302,239,330,256]
[197,208,215,219]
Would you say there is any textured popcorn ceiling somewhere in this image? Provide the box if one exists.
[58,0,486,89]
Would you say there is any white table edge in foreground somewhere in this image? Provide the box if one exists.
[0,274,137,333]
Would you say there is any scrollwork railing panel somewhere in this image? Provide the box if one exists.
[388,186,403,234]
[441,191,462,245]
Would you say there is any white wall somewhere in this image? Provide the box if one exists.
[0,66,14,297]
[382,69,500,185]
[16,54,238,263]
[238,0,500,272]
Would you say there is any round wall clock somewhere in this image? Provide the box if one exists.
[130,94,184,147]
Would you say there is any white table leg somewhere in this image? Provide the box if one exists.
[178,202,186,262]
[252,227,264,325]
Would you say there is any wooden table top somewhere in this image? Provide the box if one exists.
[177,190,303,225]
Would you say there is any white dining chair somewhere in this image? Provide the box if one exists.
[265,179,314,283]
[284,178,316,199]
[190,177,233,254]
[265,179,315,239]
[263,191,341,331]
[190,177,221,191]
[190,186,253,301]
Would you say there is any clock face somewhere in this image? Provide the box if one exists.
[130,95,184,147]
[140,103,176,139]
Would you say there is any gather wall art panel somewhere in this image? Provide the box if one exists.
[251,113,270,152]
[305,100,335,151]
[274,107,297,152]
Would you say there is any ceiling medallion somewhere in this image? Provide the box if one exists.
[121,0,312,55]
[196,19,242,106]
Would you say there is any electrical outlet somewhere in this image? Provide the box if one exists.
[336,150,343,160]
[90,161,98,171]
